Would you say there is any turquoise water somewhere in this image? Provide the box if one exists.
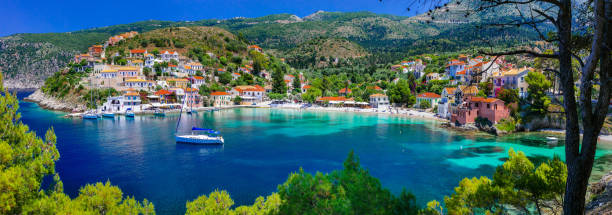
[15,92,612,214]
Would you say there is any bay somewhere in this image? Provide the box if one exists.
[14,91,612,214]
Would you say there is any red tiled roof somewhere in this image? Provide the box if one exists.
[210,91,230,96]
[192,76,205,80]
[417,92,441,98]
[185,88,199,92]
[130,49,146,54]
[317,96,350,101]
[302,85,311,89]
[154,90,172,96]
[339,88,352,93]
[444,87,457,94]
[370,93,387,97]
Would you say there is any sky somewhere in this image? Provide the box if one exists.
[0,0,429,36]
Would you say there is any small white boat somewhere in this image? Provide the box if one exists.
[546,136,558,140]
[102,112,115,118]
[125,108,135,118]
[83,111,98,119]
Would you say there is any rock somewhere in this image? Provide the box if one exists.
[586,171,612,215]
[24,89,86,112]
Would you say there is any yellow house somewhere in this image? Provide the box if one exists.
[167,78,189,88]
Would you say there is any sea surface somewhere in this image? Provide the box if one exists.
[14,91,612,214]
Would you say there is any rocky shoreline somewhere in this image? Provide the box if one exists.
[23,89,86,112]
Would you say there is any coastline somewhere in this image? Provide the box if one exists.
[20,93,612,143]
[23,89,86,112]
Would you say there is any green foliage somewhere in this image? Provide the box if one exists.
[218,72,232,85]
[478,81,493,97]
[301,88,321,103]
[442,149,566,215]
[233,96,243,105]
[271,68,286,94]
[268,93,286,100]
[497,118,518,132]
[474,116,492,128]
[387,79,415,107]
[525,72,551,115]
[278,151,418,215]
[420,101,431,109]
[498,88,519,104]
[292,75,301,94]
[0,74,154,214]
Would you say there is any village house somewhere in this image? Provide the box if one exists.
[451,97,510,125]
[248,45,263,53]
[188,62,203,71]
[210,92,232,107]
[130,49,147,58]
[184,88,202,108]
[88,45,103,57]
[160,50,179,62]
[338,88,352,96]
[492,67,532,98]
[232,72,241,80]
[154,89,174,104]
[301,85,311,94]
[100,69,118,79]
[124,78,154,90]
[425,73,441,83]
[230,85,266,104]
[416,92,441,108]
[144,53,155,68]
[437,87,457,119]
[123,90,142,107]
[445,59,466,78]
[167,78,189,88]
[190,76,206,88]
[369,94,389,109]
[116,66,139,79]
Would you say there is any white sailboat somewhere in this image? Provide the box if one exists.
[175,95,223,145]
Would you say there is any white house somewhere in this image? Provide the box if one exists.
[369,93,389,109]
[160,51,179,62]
[124,79,154,90]
[100,69,118,79]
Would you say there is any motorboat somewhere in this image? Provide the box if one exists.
[102,112,115,118]
[125,108,135,118]
[82,111,98,119]
[154,109,166,117]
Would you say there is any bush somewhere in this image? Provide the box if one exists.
[497,118,517,132]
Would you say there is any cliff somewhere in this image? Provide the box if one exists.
[24,89,86,112]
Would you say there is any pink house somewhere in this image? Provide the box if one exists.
[451,96,510,125]
[184,88,202,108]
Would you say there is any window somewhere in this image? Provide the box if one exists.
[487,104,490,109]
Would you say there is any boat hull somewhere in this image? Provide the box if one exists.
[102,114,115,118]
[126,113,135,118]
[176,135,224,145]
[83,115,98,119]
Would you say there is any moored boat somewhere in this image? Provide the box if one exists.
[82,111,98,119]
[125,108,135,118]
[102,112,115,118]
[154,109,166,117]
[175,127,224,145]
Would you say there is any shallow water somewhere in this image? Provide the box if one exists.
[15,91,612,214]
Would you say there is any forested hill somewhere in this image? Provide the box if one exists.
[0,3,541,88]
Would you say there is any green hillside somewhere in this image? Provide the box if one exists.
[105,26,249,59]
[285,37,369,68]
[0,6,542,87]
